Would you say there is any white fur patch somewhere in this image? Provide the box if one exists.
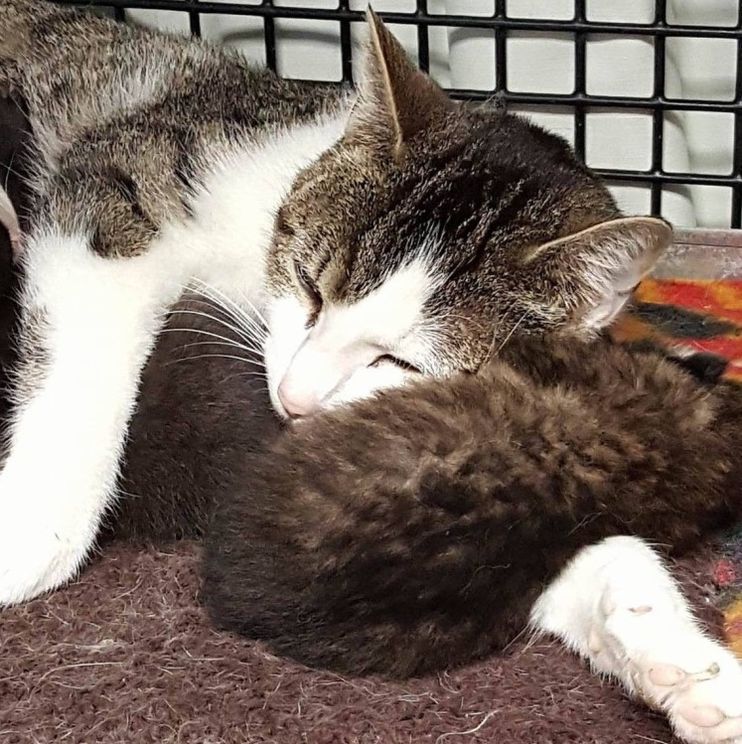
[266,256,443,417]
[0,230,187,605]
[532,537,742,743]
[182,112,348,305]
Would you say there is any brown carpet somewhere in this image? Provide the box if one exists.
[0,541,722,744]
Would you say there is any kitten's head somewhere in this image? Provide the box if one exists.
[264,11,671,418]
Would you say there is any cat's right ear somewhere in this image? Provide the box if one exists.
[345,8,453,159]
[522,216,672,333]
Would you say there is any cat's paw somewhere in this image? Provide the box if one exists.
[591,586,742,743]
[0,490,84,606]
[0,525,80,606]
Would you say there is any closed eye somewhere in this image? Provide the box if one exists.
[294,260,323,326]
[371,354,422,374]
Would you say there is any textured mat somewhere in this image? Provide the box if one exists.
[0,542,724,744]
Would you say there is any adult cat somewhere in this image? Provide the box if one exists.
[0,3,740,741]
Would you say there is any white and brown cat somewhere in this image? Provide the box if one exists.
[0,3,740,741]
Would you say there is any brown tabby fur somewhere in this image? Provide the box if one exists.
[203,338,742,677]
[1,6,740,683]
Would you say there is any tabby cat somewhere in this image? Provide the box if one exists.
[0,3,740,741]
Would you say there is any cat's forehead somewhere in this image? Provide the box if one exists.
[318,255,443,349]
[324,224,445,303]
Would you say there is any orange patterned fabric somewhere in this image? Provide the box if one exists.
[613,277,742,655]
[612,278,742,382]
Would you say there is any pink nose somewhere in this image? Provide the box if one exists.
[277,380,321,419]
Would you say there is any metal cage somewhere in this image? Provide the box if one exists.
[58,1,742,228]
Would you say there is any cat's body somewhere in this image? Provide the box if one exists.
[0,3,741,741]
[204,336,742,677]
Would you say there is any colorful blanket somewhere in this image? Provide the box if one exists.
[612,241,742,657]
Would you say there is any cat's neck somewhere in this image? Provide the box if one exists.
[177,107,350,309]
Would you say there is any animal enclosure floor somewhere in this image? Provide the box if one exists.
[0,541,725,744]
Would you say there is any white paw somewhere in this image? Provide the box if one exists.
[0,480,89,606]
[590,585,742,743]
[0,520,84,606]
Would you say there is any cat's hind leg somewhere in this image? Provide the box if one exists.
[0,226,187,605]
[531,536,742,743]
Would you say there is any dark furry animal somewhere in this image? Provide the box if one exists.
[110,297,283,542]
[203,337,742,677]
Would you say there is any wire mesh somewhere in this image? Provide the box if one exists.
[55,1,742,228]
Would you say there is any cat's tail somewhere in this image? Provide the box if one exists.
[202,343,739,678]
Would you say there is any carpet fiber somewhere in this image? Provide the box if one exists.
[0,542,724,744]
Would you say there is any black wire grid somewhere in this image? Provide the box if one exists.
[60,1,742,228]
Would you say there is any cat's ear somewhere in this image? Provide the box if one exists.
[524,216,672,332]
[346,8,453,158]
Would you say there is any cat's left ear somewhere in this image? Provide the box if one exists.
[524,216,672,332]
[346,8,454,158]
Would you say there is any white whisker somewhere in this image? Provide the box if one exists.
[164,337,266,362]
[169,305,255,343]
[221,370,269,384]
[182,297,267,343]
[495,310,528,355]
[160,326,262,356]
[165,352,267,368]
[186,289,268,356]
[190,279,268,338]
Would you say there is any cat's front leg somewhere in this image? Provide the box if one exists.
[531,536,742,743]
[0,229,187,605]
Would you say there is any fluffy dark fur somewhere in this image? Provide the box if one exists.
[110,299,283,542]
[203,338,742,678]
[0,92,736,682]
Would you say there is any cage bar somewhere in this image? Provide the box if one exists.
[51,0,742,228]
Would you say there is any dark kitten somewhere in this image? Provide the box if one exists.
[111,296,283,542]
[202,336,742,678]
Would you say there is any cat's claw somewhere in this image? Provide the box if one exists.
[590,586,742,744]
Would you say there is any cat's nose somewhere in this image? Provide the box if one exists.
[277,379,320,419]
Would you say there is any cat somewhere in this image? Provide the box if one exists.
[0,3,740,741]
[203,334,742,672]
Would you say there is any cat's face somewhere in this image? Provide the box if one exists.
[263,11,671,419]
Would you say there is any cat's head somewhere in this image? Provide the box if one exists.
[264,11,671,418]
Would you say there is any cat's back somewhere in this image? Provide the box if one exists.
[2,0,344,246]
[1,0,334,164]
